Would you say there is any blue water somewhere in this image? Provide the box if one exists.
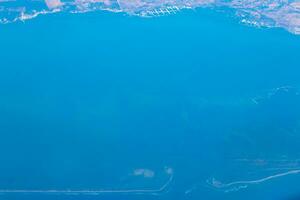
[1,9,300,200]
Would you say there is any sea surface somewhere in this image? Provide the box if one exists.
[1,6,300,200]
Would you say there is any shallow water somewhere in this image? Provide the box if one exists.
[0,8,300,200]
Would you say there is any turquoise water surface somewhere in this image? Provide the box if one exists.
[1,8,300,200]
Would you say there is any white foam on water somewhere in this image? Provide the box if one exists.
[0,167,174,196]
[207,169,300,192]
[206,158,300,193]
